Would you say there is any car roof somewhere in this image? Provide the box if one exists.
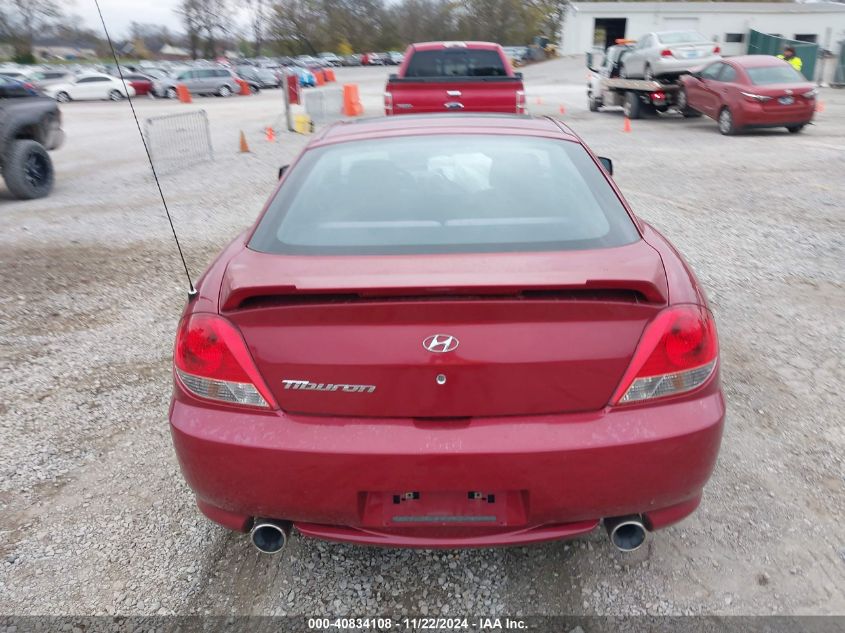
[315,114,580,146]
[409,41,503,52]
[726,55,793,68]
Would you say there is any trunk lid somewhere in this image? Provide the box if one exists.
[222,242,667,417]
[666,43,717,61]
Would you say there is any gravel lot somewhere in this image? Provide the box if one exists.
[1,57,843,617]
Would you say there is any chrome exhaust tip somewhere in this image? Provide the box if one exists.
[250,518,292,554]
[604,515,647,552]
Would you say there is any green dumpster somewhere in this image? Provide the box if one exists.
[747,29,818,81]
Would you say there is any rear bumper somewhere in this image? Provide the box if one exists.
[170,381,725,547]
[734,101,815,128]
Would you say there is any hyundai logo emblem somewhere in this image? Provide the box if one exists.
[423,334,459,353]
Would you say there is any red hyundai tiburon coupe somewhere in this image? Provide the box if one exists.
[169,115,724,553]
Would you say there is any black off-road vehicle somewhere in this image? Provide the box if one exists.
[0,79,64,200]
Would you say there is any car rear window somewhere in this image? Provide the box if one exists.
[657,31,708,44]
[405,49,507,77]
[746,65,805,85]
[249,135,640,256]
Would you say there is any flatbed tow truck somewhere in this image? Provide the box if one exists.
[586,44,700,119]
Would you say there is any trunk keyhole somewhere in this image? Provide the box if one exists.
[436,374,447,385]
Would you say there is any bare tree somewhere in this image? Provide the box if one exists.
[176,0,203,59]
[268,0,323,54]
[246,0,268,56]
[4,0,63,59]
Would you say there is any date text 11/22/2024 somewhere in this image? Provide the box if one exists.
[307,617,528,630]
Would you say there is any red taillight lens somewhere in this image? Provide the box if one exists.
[714,46,721,54]
[741,91,772,103]
[174,313,276,408]
[661,49,673,57]
[384,90,393,115]
[516,89,526,114]
[611,306,718,405]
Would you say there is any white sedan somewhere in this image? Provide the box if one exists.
[43,73,136,103]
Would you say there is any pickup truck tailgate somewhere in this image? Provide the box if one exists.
[387,78,523,114]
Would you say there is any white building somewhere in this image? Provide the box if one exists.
[560,2,845,56]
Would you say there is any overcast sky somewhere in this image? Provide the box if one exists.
[76,0,240,37]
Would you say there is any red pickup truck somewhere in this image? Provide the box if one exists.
[384,41,526,115]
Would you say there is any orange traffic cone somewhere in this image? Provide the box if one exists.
[176,84,192,103]
[265,126,276,142]
[239,130,250,153]
[623,117,632,133]
[816,100,825,113]
[558,105,566,115]
[342,84,364,117]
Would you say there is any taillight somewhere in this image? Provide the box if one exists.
[741,91,772,103]
[173,313,276,409]
[384,90,393,115]
[516,89,526,114]
[713,46,721,54]
[660,49,673,57]
[611,306,718,405]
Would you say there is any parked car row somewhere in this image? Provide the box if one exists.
[0,54,327,103]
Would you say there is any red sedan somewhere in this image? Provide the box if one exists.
[169,115,724,553]
[122,73,154,96]
[678,55,816,135]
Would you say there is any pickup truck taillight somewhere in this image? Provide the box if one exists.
[660,49,674,58]
[516,89,526,114]
[384,91,394,115]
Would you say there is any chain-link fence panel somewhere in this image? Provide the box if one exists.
[303,87,345,124]
[144,110,213,175]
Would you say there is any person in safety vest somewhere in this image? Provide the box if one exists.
[778,46,803,73]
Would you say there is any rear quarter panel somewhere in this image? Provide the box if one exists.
[640,222,708,307]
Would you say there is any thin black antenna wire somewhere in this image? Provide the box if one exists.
[93,0,197,298]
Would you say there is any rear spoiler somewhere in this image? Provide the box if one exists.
[222,280,665,311]
[220,245,669,311]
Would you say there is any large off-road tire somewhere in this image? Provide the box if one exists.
[3,140,54,200]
